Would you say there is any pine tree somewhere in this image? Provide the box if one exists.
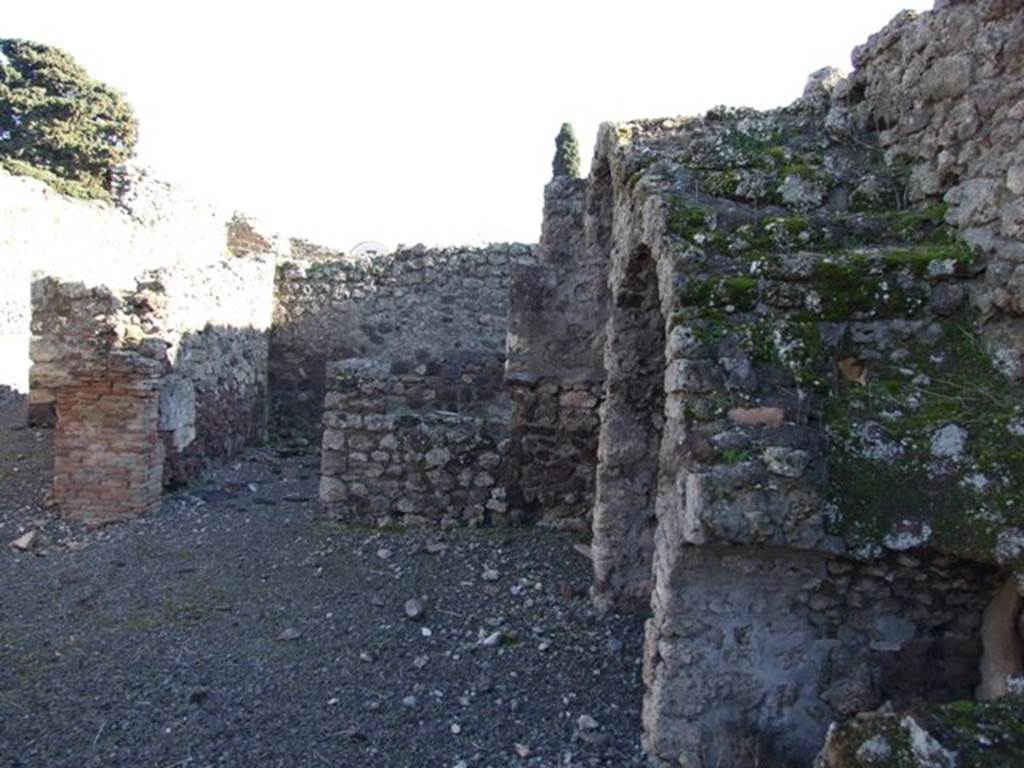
[0,39,138,199]
[552,122,580,179]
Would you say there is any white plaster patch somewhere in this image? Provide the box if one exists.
[884,520,933,551]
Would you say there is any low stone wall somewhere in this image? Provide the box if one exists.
[645,546,998,764]
[272,242,533,441]
[320,359,509,526]
[27,203,277,520]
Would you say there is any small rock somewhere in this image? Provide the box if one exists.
[884,520,933,552]
[481,568,500,582]
[728,406,785,427]
[926,259,959,280]
[413,654,429,669]
[377,547,393,560]
[10,530,41,552]
[276,627,302,642]
[779,174,824,209]
[188,688,210,706]
[838,356,868,385]
[902,715,957,768]
[514,743,531,758]
[424,541,448,554]
[370,593,386,607]
[762,446,811,478]
[481,631,503,648]
[404,598,425,620]
[402,695,418,708]
[451,723,462,734]
[606,638,624,654]
[931,423,967,461]
[571,543,592,560]
[475,676,494,694]
[930,282,965,316]
[576,714,599,731]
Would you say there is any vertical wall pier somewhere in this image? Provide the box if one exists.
[591,244,665,610]
[53,376,164,525]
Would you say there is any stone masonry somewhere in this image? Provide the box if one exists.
[273,243,533,442]
[312,245,533,525]
[505,175,607,531]
[503,1,1024,764]
[320,358,509,527]
[4,1,1023,764]
[24,189,277,521]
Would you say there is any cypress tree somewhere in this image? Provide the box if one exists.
[552,122,580,179]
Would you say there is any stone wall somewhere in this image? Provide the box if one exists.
[0,167,237,417]
[504,177,608,531]
[31,236,276,501]
[518,1,1024,763]
[19,170,278,522]
[833,0,1024,379]
[309,243,533,525]
[272,243,533,441]
[320,359,509,526]
[0,257,29,399]
[645,546,997,764]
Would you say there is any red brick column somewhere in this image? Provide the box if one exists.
[53,378,164,525]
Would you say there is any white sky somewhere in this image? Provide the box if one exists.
[5,1,932,251]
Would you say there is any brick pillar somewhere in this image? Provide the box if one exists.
[53,378,164,525]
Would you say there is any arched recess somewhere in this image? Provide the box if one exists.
[591,243,666,609]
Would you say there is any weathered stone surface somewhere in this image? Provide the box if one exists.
[525,1,1024,762]
[1,167,235,400]
[319,358,511,527]
[815,696,1024,767]
[505,176,606,531]
[272,242,533,440]
[31,232,276,493]
[841,0,1024,376]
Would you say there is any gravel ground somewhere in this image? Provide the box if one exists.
[0,399,647,768]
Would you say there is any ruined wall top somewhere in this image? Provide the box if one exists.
[557,0,1024,574]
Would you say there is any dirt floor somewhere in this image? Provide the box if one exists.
[0,397,646,768]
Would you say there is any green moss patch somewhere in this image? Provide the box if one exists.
[825,696,1024,768]
[825,315,1024,562]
